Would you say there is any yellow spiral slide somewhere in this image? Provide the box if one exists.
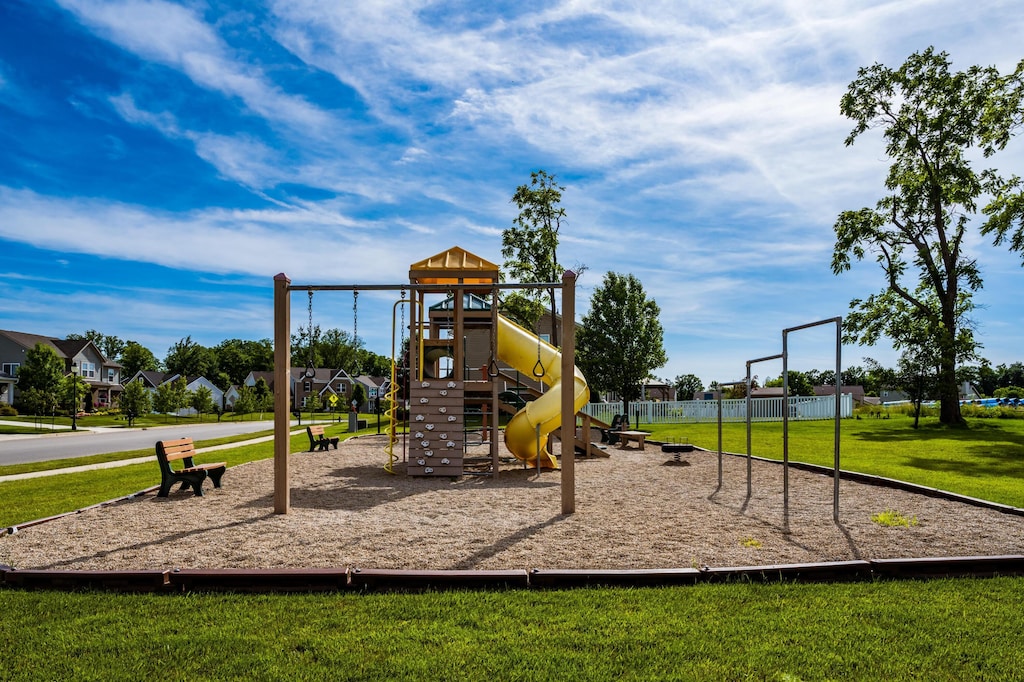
[497,315,590,468]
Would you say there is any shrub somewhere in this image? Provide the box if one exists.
[0,404,17,416]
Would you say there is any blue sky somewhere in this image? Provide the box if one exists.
[1,0,1022,388]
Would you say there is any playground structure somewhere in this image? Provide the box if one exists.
[272,246,599,515]
[401,247,597,473]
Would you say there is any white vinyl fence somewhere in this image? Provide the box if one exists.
[581,394,853,425]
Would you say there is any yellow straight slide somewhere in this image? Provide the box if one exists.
[497,315,590,468]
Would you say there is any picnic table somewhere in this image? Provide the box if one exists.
[612,430,648,450]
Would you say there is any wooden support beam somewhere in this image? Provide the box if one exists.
[273,273,291,514]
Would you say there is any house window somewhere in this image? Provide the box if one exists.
[107,368,116,383]
[539,334,551,344]
[79,361,96,378]
[303,381,311,392]
[1,363,18,376]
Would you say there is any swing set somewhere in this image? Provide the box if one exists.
[271,249,582,516]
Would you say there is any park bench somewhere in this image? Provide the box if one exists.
[155,438,226,497]
[307,425,339,452]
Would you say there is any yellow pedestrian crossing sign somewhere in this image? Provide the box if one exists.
[328,394,339,406]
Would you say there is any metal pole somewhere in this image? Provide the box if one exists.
[834,316,843,522]
[745,363,751,498]
[745,354,783,500]
[782,332,790,523]
[716,387,723,489]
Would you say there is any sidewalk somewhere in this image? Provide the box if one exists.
[0,428,314,483]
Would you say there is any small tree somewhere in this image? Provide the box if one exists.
[351,384,367,412]
[233,384,256,419]
[62,372,90,415]
[119,380,152,427]
[190,385,214,422]
[305,392,322,420]
[253,377,271,419]
[576,272,668,418]
[153,377,188,421]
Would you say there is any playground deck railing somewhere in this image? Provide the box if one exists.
[581,394,853,425]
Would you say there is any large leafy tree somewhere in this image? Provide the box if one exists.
[832,48,1024,426]
[165,336,215,379]
[211,338,273,388]
[66,330,124,360]
[119,341,160,379]
[672,373,704,401]
[576,272,667,416]
[502,170,568,346]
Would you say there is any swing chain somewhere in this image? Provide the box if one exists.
[303,291,316,379]
[532,323,545,378]
[352,290,360,376]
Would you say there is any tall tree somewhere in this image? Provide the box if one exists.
[765,371,814,397]
[211,338,273,388]
[576,272,668,417]
[189,385,214,422]
[120,341,160,379]
[832,48,1024,426]
[165,336,214,379]
[503,170,567,346]
[66,330,124,360]
[672,373,704,401]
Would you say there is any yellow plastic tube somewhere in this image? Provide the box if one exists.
[497,315,590,468]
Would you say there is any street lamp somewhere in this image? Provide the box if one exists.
[71,362,79,432]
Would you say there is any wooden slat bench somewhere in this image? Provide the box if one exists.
[307,425,339,452]
[155,438,226,497]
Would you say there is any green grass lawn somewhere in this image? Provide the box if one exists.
[646,415,1024,508]
[1,579,1022,680]
[3,414,1024,679]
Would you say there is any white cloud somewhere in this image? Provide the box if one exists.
[57,0,332,132]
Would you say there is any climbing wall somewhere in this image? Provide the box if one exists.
[407,380,464,476]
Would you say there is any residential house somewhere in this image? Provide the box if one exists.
[290,368,354,413]
[813,384,867,405]
[0,329,123,410]
[125,370,224,416]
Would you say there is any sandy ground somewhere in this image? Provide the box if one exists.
[3,435,1023,571]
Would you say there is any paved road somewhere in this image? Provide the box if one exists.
[0,420,291,466]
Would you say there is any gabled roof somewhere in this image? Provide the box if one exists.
[0,329,65,357]
[1,330,120,366]
[409,246,499,285]
[129,370,172,387]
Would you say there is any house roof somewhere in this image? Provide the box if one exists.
[0,329,65,356]
[1,329,121,366]
[813,385,866,401]
[409,246,500,285]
